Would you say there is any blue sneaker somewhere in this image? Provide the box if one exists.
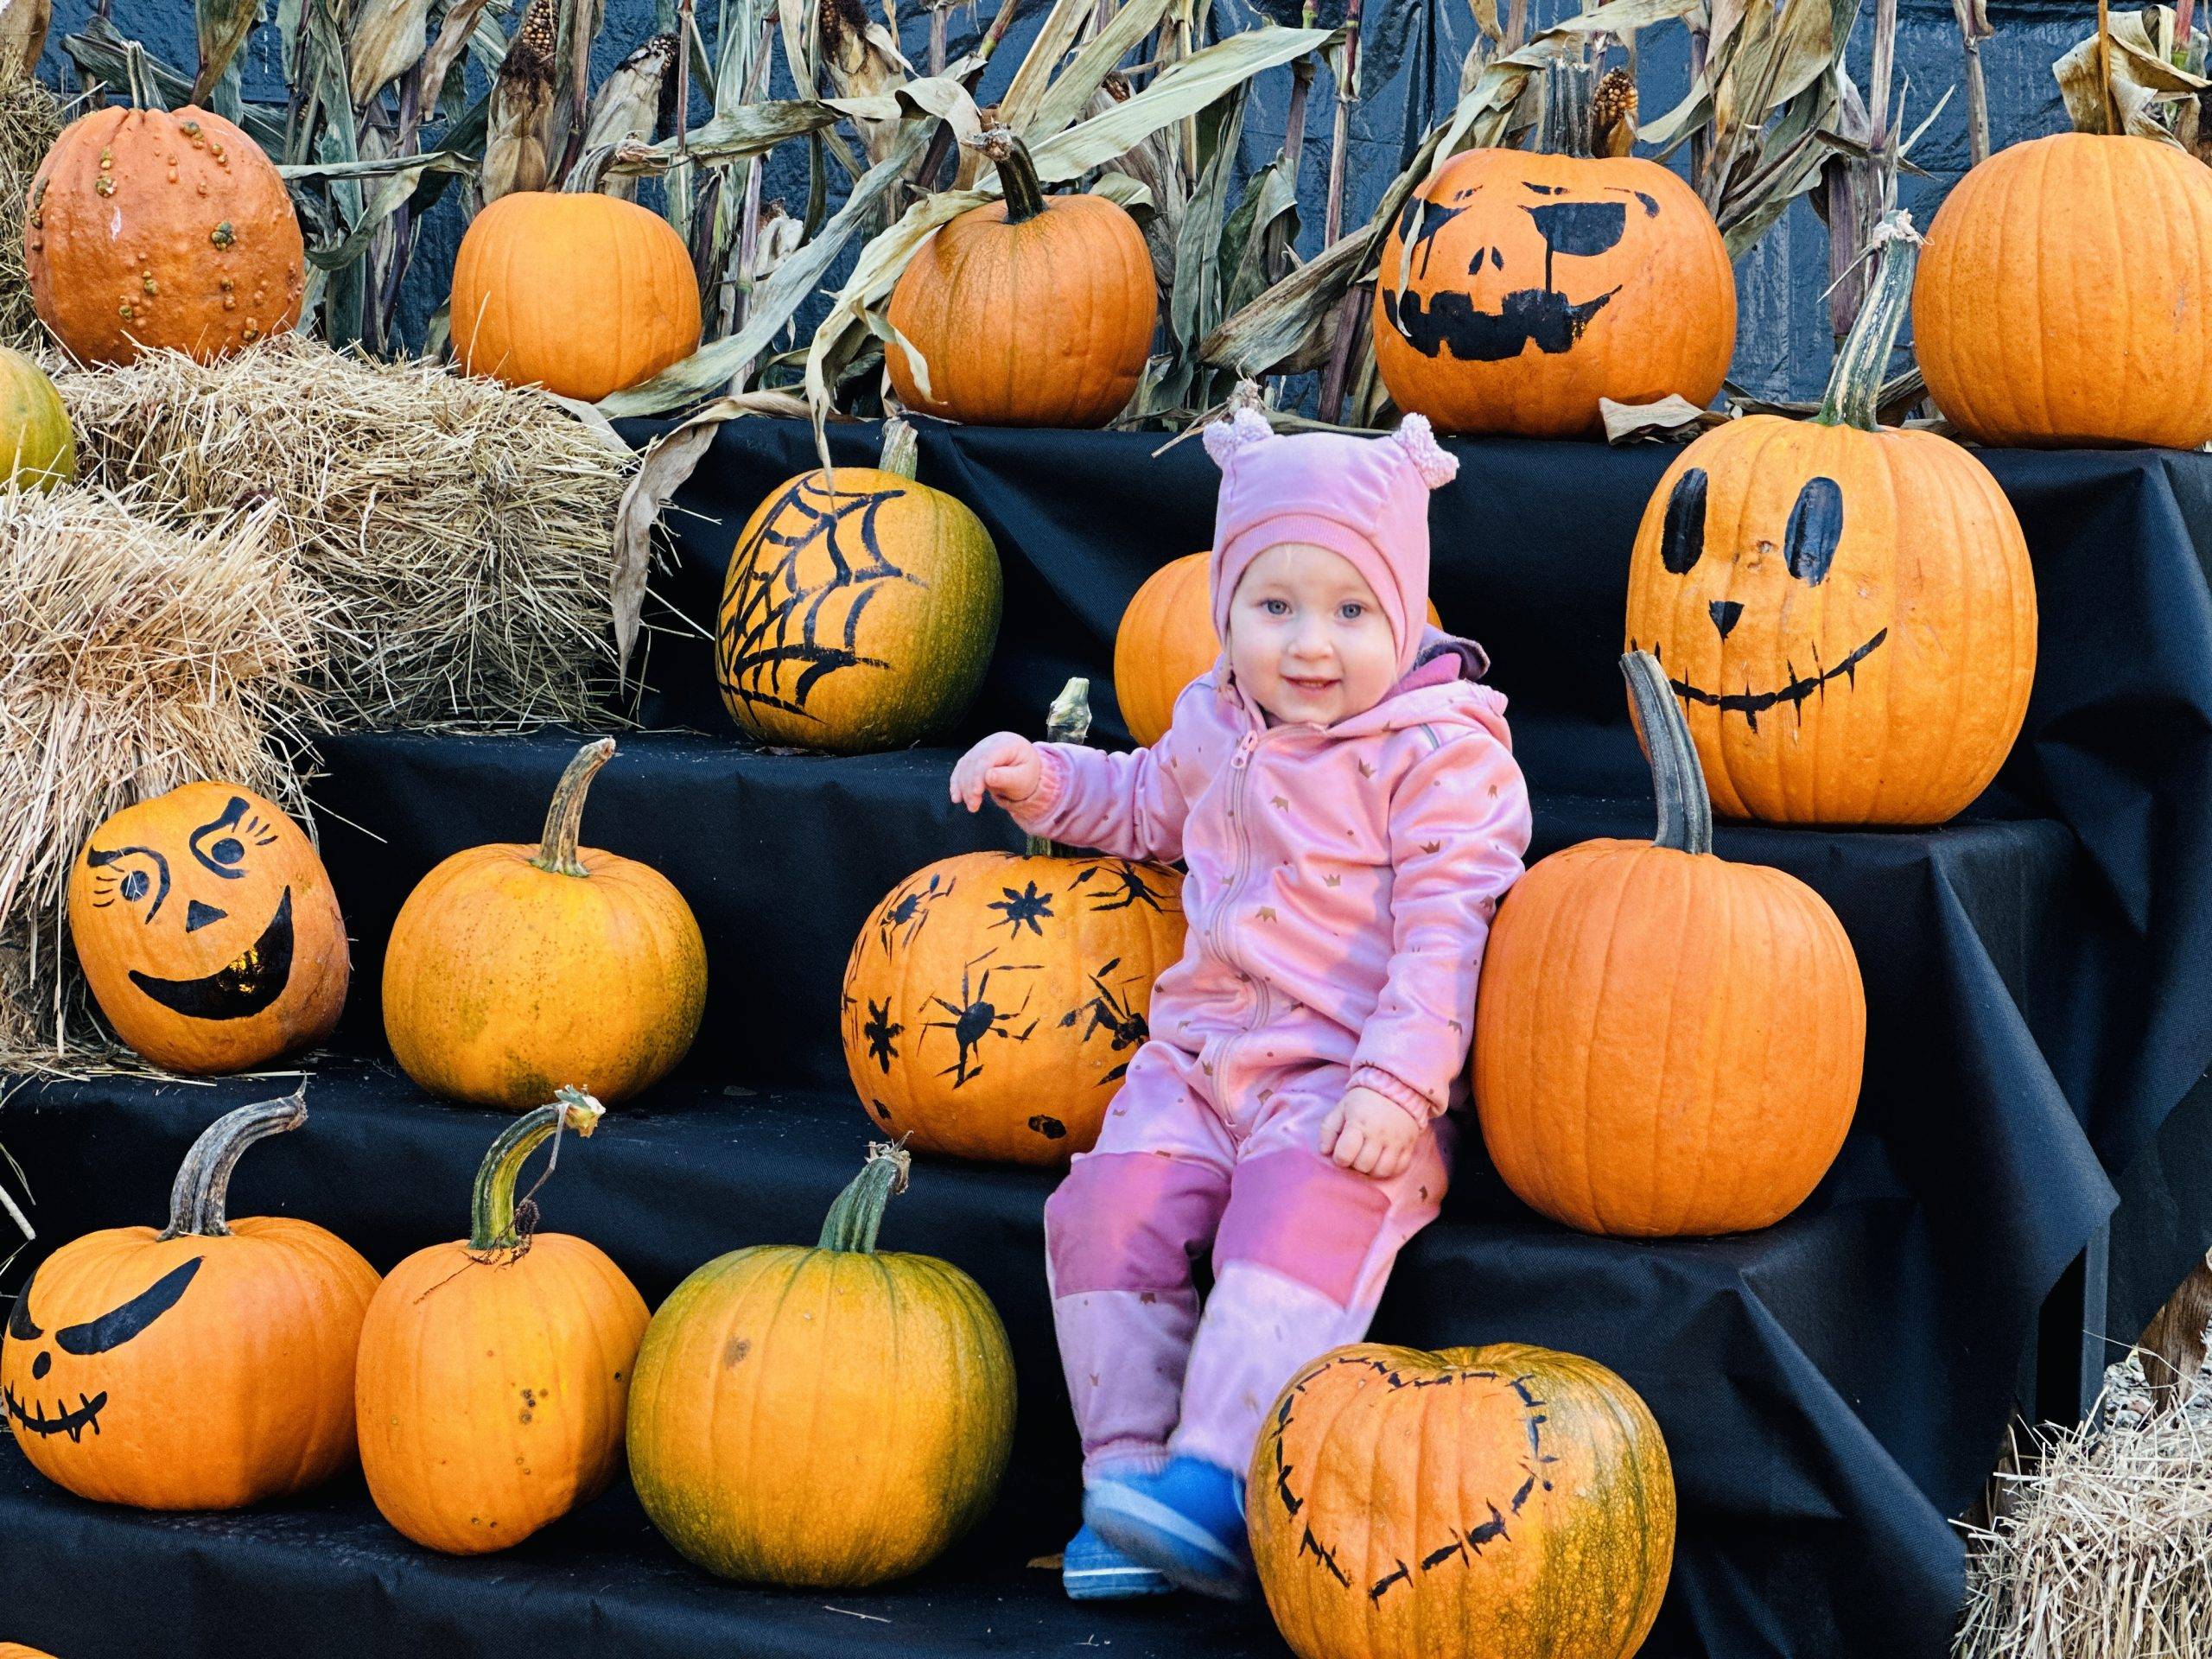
[1083,1456,1254,1600]
[1061,1522,1174,1600]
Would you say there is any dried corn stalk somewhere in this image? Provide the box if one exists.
[2055,4,2210,148]
[484,0,560,200]
[820,0,911,166]
[582,30,678,198]
[347,0,431,109]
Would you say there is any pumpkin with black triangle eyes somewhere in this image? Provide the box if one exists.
[1624,216,2037,825]
[0,1092,379,1509]
[67,782,350,1073]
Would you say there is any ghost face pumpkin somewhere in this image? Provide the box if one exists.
[67,782,349,1073]
[0,1092,379,1510]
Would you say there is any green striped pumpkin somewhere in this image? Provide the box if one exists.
[0,347,73,491]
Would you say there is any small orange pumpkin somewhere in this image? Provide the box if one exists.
[67,782,350,1075]
[28,105,305,365]
[355,1090,648,1554]
[887,128,1155,428]
[382,739,708,1109]
[1,1090,378,1510]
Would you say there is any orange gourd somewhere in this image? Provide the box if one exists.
[450,190,702,402]
[887,128,1155,428]
[1472,652,1865,1236]
[1,1091,378,1509]
[1374,62,1733,439]
[28,105,304,365]
[355,1090,648,1554]
[382,739,708,1109]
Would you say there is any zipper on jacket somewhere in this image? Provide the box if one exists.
[1210,727,1278,1111]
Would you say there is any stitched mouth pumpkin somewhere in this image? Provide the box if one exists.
[67,783,349,1074]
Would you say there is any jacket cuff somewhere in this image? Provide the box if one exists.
[1350,1065,1439,1124]
[1003,744,1070,830]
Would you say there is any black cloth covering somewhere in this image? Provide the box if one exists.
[5,420,2212,1659]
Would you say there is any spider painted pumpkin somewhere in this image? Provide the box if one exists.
[1,1091,378,1510]
[0,348,73,491]
[1374,62,1733,439]
[1472,652,1865,1236]
[382,739,708,1109]
[717,419,1001,753]
[450,190,702,402]
[887,128,1155,428]
[355,1090,648,1555]
[1624,217,2037,824]
[1113,551,1442,747]
[1916,132,2212,448]
[67,782,349,1075]
[841,683,1185,1164]
[1251,1342,1675,1659]
[28,105,304,365]
[629,1145,1016,1587]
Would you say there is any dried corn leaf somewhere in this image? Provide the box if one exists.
[821,0,910,164]
[348,0,430,107]
[1020,0,1177,143]
[484,0,559,200]
[582,30,676,196]
[2056,7,2208,141]
[192,0,259,105]
[997,0,1093,135]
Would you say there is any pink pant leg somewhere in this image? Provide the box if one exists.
[1043,1040,1234,1482]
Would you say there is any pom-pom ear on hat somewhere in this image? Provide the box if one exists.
[1389,413,1458,488]
[1203,405,1275,468]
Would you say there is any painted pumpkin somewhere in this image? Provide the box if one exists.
[629,1144,1016,1587]
[28,105,304,365]
[841,682,1185,1163]
[0,347,73,490]
[1374,61,1734,439]
[717,419,1001,753]
[1251,1342,1675,1659]
[1113,551,1442,747]
[1,1090,378,1509]
[1624,216,2037,824]
[451,190,702,402]
[382,739,708,1109]
[887,127,1155,428]
[67,782,349,1075]
[355,1090,648,1554]
[1473,652,1865,1236]
[1916,132,2212,448]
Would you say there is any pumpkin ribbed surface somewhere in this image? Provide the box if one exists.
[29,105,304,365]
[451,191,702,402]
[1916,133,2212,448]
[1250,1342,1675,1659]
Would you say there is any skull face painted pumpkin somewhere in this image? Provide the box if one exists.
[67,783,349,1073]
[1374,62,1734,439]
[1624,216,2038,825]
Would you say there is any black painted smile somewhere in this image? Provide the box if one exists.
[127,887,295,1020]
[3,1380,107,1442]
[1652,629,1889,731]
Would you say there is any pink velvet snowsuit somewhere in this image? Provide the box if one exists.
[1012,602,1530,1479]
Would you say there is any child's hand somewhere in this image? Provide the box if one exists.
[1319,1086,1421,1179]
[950,733,1042,812]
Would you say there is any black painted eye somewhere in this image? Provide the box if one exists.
[1529,200,1627,258]
[86,844,172,922]
[54,1256,203,1355]
[1784,476,1845,585]
[1660,468,1708,575]
[209,838,244,867]
[6,1290,39,1341]
[188,797,252,880]
[122,869,148,901]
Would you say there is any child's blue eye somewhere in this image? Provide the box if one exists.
[1263,598,1290,617]
[1339,602,1365,620]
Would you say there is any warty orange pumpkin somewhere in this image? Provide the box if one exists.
[1251,1342,1675,1659]
[355,1089,647,1554]
[1624,213,2037,825]
[1472,651,1865,1236]
[628,1143,1016,1587]
[382,739,708,1109]
[1,1089,378,1510]
[1373,60,1734,438]
[28,105,304,365]
[887,127,1156,428]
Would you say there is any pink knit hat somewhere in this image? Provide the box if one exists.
[1202,409,1459,677]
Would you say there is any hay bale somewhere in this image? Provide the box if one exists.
[0,487,321,1064]
[0,73,62,352]
[59,337,635,731]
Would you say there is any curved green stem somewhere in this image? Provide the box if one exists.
[1621,649,1712,855]
[1538,58,1596,159]
[158,1084,308,1240]
[532,739,615,877]
[1814,212,1920,431]
[1027,676,1092,858]
[817,1142,912,1252]
[972,126,1049,224]
[468,1086,604,1253]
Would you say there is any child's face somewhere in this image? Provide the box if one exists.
[1225,543,1398,727]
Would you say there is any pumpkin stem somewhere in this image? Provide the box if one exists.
[532,739,615,877]
[1812,211,1920,431]
[1537,58,1597,160]
[158,1084,308,1240]
[817,1141,912,1253]
[1621,649,1712,855]
[469,1086,604,1253]
[1027,677,1093,858]
[969,126,1050,224]
[879,416,920,481]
